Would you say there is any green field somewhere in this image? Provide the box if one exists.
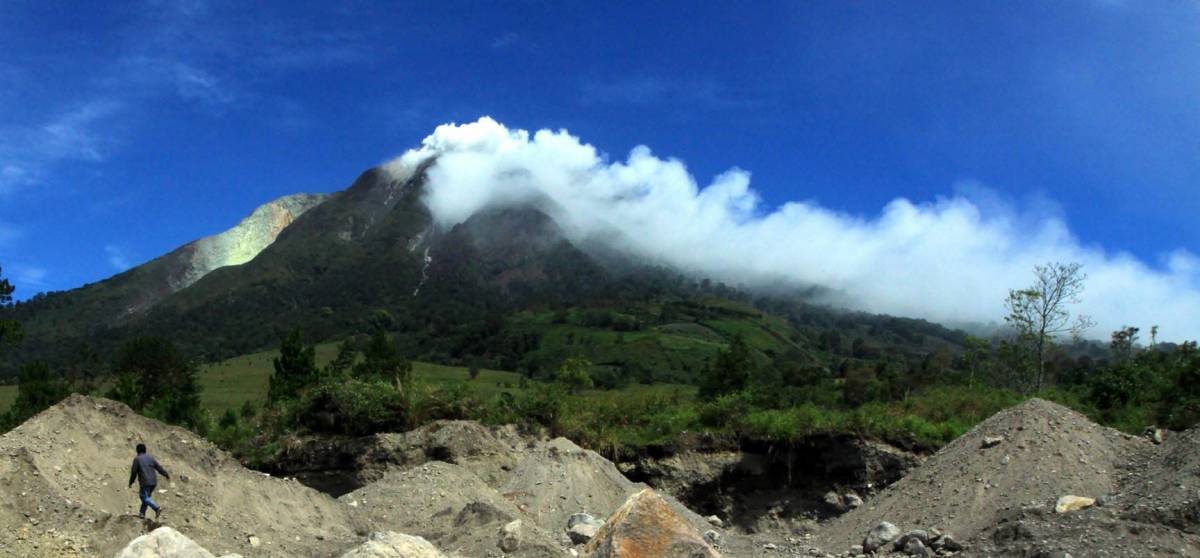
[0,343,527,417]
[0,385,14,414]
[198,341,525,414]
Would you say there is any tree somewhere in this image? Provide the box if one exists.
[555,357,593,394]
[960,336,992,388]
[1004,262,1095,392]
[699,335,754,400]
[4,361,71,428]
[66,343,102,395]
[268,329,319,403]
[1110,326,1140,362]
[108,336,201,428]
[354,329,413,396]
[325,339,358,378]
[0,264,21,353]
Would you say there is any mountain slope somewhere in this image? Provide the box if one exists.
[2,193,326,366]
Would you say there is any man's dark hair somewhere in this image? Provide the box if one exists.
[136,443,147,454]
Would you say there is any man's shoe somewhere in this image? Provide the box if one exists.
[154,506,163,519]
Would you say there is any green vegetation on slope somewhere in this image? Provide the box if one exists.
[197,341,523,415]
[0,385,14,414]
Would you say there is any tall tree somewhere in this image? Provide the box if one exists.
[0,264,21,353]
[355,329,413,396]
[1110,326,1140,362]
[1005,262,1095,392]
[108,336,201,428]
[699,335,754,400]
[6,361,71,427]
[268,329,318,403]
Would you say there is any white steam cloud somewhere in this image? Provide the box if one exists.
[386,117,1200,342]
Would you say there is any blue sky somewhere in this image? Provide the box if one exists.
[1,1,1198,313]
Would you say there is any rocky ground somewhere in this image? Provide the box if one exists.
[1,396,1198,557]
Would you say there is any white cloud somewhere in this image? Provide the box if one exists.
[388,117,1200,341]
[105,245,131,271]
[0,100,121,193]
[0,221,20,246]
[491,32,519,49]
[7,264,49,292]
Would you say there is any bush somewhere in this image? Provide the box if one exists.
[410,382,478,423]
[293,379,409,436]
[555,357,593,394]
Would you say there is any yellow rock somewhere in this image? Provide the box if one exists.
[1054,495,1096,513]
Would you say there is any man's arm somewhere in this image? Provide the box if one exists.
[153,458,170,480]
[129,460,138,487]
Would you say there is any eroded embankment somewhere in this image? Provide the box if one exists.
[266,425,924,535]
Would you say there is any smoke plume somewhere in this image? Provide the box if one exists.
[386,117,1200,342]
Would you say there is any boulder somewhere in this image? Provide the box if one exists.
[902,538,930,557]
[930,534,964,552]
[824,491,848,512]
[893,530,930,551]
[582,489,721,557]
[981,436,1005,448]
[340,532,447,558]
[862,522,901,554]
[568,513,605,545]
[499,519,523,552]
[1054,495,1096,513]
[115,527,216,558]
[844,493,864,509]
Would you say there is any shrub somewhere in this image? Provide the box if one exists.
[555,357,593,394]
[293,379,409,436]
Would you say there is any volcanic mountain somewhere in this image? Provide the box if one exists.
[1,149,967,378]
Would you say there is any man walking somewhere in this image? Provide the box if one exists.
[128,443,170,519]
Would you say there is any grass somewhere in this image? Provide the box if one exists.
[0,384,14,414]
[198,341,524,414]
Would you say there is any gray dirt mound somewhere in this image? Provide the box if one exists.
[1118,426,1200,534]
[501,437,646,532]
[815,398,1146,552]
[0,395,363,558]
[339,460,564,557]
[972,505,1200,557]
[400,420,536,488]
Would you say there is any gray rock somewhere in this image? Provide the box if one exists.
[498,519,522,552]
[930,533,964,552]
[844,493,864,509]
[903,538,930,557]
[567,512,598,529]
[115,527,216,558]
[981,435,1005,448]
[703,529,722,546]
[566,512,604,544]
[863,522,901,553]
[894,530,929,550]
[705,514,724,528]
[824,491,848,512]
[341,532,446,558]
